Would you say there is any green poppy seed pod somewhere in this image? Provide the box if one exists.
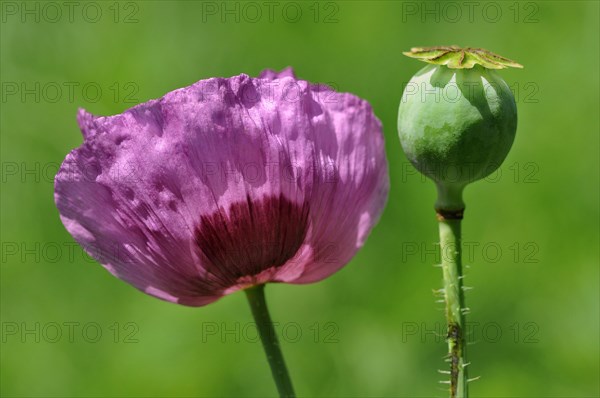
[398,46,522,213]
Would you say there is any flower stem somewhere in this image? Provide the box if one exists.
[438,217,469,398]
[434,183,469,397]
[245,284,296,398]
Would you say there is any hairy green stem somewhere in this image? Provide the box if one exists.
[245,285,295,398]
[438,217,469,398]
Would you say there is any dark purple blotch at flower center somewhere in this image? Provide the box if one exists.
[194,194,310,289]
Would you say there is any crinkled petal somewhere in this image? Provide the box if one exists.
[55,69,388,306]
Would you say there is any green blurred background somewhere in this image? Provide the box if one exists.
[1,1,598,397]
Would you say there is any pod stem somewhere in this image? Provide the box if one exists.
[436,184,469,398]
[245,284,296,398]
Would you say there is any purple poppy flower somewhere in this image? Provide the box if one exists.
[55,68,389,307]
